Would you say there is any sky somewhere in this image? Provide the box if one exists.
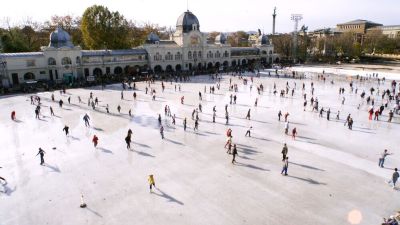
[0,0,399,33]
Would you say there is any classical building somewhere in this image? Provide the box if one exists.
[0,11,276,88]
[367,25,400,39]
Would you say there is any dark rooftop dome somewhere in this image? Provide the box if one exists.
[176,11,200,33]
[215,33,226,44]
[49,27,74,48]
[258,34,269,45]
[146,32,160,44]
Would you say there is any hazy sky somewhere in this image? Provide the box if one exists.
[1,0,399,33]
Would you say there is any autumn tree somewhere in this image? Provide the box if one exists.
[81,5,131,49]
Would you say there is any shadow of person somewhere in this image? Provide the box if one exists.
[98,148,113,154]
[1,182,17,196]
[44,163,61,173]
[153,188,184,205]
[86,207,103,217]
[287,175,327,185]
[132,150,155,158]
[235,162,269,172]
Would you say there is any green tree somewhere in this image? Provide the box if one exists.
[81,5,131,49]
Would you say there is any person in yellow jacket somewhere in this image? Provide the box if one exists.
[148,175,156,192]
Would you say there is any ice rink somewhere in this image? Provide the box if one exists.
[0,69,399,225]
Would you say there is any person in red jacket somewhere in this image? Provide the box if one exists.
[11,111,16,121]
[92,135,99,148]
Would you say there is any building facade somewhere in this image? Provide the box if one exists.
[0,11,276,88]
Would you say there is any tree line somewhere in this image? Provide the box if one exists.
[0,5,254,53]
[271,29,400,63]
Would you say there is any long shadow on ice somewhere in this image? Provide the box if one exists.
[164,138,184,146]
[133,141,151,149]
[287,175,327,185]
[44,163,61,173]
[131,149,155,158]
[290,162,325,172]
[98,147,113,154]
[86,207,103,217]
[235,162,269,171]
[153,188,184,205]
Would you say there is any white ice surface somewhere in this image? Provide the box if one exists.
[0,72,399,225]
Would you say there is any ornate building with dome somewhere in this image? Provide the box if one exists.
[0,11,276,87]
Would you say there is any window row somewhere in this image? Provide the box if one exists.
[47,57,81,66]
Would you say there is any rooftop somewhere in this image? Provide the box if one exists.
[337,19,382,26]
[81,49,147,57]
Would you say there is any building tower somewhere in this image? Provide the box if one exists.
[272,7,277,35]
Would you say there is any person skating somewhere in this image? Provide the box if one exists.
[117,105,121,113]
[92,135,99,148]
[284,121,289,135]
[245,126,252,137]
[83,114,90,127]
[245,109,251,120]
[232,144,238,164]
[125,134,131,150]
[158,114,162,126]
[388,168,399,189]
[36,148,46,165]
[213,111,216,123]
[68,96,71,104]
[183,118,187,131]
[336,111,340,120]
[59,99,63,108]
[379,149,392,168]
[281,143,288,161]
[121,91,124,100]
[35,108,40,119]
[327,108,331,120]
[374,110,379,120]
[11,111,16,121]
[281,157,289,176]
[63,125,69,136]
[160,125,164,139]
[278,110,282,121]
[148,175,156,193]
[194,119,199,131]
[284,112,289,122]
[172,114,176,125]
[388,110,394,122]
[292,127,297,140]
[225,111,229,125]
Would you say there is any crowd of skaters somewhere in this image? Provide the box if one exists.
[2,69,400,210]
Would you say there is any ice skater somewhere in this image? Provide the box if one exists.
[292,127,297,140]
[36,148,46,165]
[160,125,164,139]
[183,118,187,131]
[63,125,69,136]
[11,111,16,121]
[117,105,121,113]
[232,144,238,164]
[379,149,392,168]
[83,114,90,127]
[148,175,156,193]
[281,143,288,161]
[281,157,289,176]
[125,134,131,150]
[92,135,98,148]
[245,126,252,137]
[278,110,282,121]
[245,109,251,120]
[388,168,399,189]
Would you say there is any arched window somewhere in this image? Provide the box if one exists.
[269,50,273,55]
[175,52,182,60]
[207,51,213,58]
[48,57,56,66]
[61,57,72,65]
[154,53,162,61]
[76,56,81,65]
[188,51,192,60]
[165,52,173,60]
[24,72,35,80]
[224,51,229,57]
[193,51,197,59]
[215,51,220,58]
